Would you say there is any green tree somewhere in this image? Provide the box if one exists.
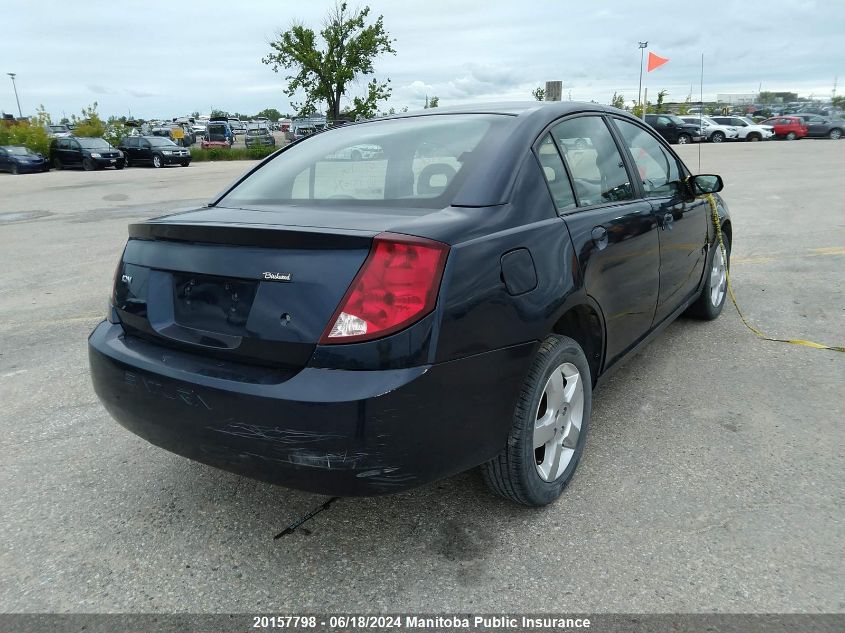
[655,89,668,113]
[256,108,283,121]
[531,86,545,101]
[610,92,625,109]
[71,102,106,137]
[677,95,693,115]
[424,95,439,109]
[263,2,396,121]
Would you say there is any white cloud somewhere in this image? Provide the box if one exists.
[0,0,841,118]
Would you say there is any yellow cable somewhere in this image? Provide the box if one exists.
[705,193,845,353]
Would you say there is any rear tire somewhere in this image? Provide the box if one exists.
[52,156,62,170]
[482,335,592,506]
[786,131,797,140]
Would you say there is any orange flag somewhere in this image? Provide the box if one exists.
[647,52,669,72]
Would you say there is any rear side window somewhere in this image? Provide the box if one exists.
[536,134,577,212]
[221,114,510,208]
[614,119,684,199]
[550,116,633,206]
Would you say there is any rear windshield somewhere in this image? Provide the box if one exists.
[220,114,509,209]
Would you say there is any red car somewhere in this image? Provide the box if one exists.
[762,116,808,140]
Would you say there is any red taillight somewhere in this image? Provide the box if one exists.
[319,233,449,344]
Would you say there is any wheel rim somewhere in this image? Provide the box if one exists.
[710,247,727,307]
[787,132,796,140]
[533,362,585,482]
[678,135,690,144]
[712,133,723,142]
[153,155,161,167]
[831,130,842,140]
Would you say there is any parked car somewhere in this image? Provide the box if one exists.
[89,102,731,506]
[790,114,845,140]
[228,119,246,136]
[644,114,703,144]
[50,137,125,170]
[761,116,808,140]
[118,136,191,168]
[45,124,72,138]
[678,115,738,143]
[201,122,234,148]
[292,124,316,141]
[0,145,49,174]
[244,125,276,148]
[710,116,774,141]
[191,122,207,138]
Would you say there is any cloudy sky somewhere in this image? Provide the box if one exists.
[2,0,842,120]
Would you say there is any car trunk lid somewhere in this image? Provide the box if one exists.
[114,218,375,370]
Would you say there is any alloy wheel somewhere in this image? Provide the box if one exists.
[710,247,727,307]
[677,135,691,144]
[830,129,842,140]
[152,155,162,168]
[711,132,724,143]
[533,362,585,482]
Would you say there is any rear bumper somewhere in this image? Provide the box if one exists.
[88,321,535,495]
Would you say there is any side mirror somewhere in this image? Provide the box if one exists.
[689,174,724,195]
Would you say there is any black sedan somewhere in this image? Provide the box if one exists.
[0,145,49,174]
[50,137,125,170]
[89,102,731,506]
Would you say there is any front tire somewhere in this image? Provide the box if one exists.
[677,133,692,145]
[152,154,162,168]
[10,163,19,175]
[52,156,62,170]
[482,335,592,506]
[746,133,761,142]
[687,236,730,320]
[82,157,95,171]
[829,128,842,140]
[710,131,725,143]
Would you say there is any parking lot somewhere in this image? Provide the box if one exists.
[1,140,843,612]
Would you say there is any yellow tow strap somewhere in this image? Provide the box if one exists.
[704,193,845,353]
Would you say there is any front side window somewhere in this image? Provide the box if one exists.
[614,119,683,199]
[221,114,510,208]
[550,116,633,206]
[536,134,577,212]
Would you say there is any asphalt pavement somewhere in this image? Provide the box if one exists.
[0,140,843,613]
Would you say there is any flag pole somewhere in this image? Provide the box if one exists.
[637,42,648,117]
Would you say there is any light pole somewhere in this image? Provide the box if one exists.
[637,42,648,115]
[7,73,22,118]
